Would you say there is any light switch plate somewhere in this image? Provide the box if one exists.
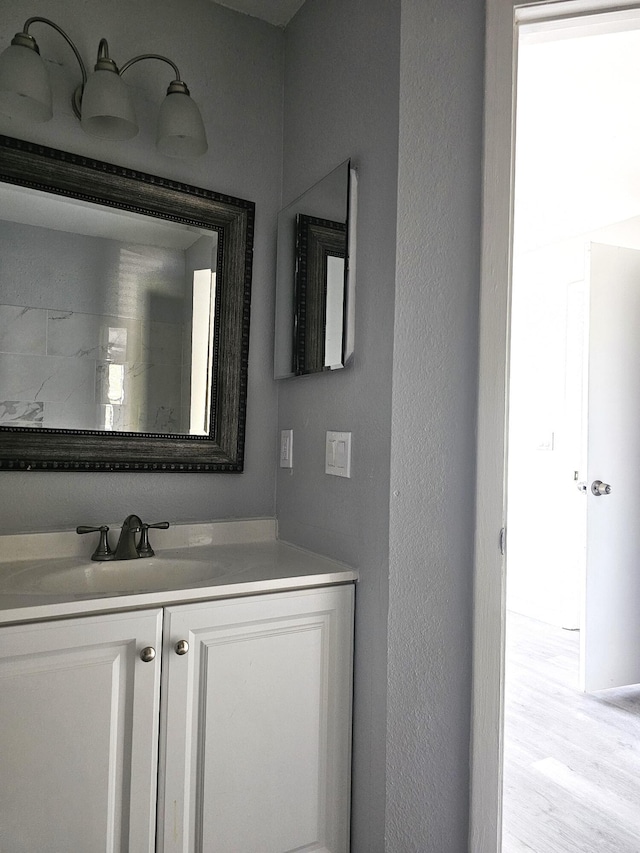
[280,429,293,468]
[326,430,351,478]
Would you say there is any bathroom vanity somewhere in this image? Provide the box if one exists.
[0,521,356,853]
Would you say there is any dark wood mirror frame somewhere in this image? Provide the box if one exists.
[294,214,346,375]
[0,135,254,473]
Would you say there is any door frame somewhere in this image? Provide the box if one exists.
[470,1,640,850]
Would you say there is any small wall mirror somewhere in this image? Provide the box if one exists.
[274,160,357,378]
[0,136,254,472]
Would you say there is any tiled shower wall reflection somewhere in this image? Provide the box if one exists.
[0,303,183,433]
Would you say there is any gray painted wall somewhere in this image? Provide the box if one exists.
[277,1,400,849]
[386,1,484,850]
[0,0,282,532]
[279,0,484,850]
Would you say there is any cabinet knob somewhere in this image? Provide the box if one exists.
[175,639,189,655]
[140,646,156,663]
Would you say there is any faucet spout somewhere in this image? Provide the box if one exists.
[113,514,143,560]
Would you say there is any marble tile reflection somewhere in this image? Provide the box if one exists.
[0,305,46,355]
[41,401,153,433]
[145,363,182,412]
[141,321,183,365]
[181,362,192,433]
[2,307,189,433]
[47,311,141,363]
[0,353,96,403]
[142,363,182,433]
[139,405,181,434]
[96,361,147,407]
[43,402,101,431]
[95,362,128,406]
[99,404,142,432]
[0,400,44,427]
[95,361,182,432]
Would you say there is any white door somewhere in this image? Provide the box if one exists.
[0,608,163,853]
[582,242,640,691]
[157,585,354,853]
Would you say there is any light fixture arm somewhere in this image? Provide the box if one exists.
[94,38,115,69]
[21,17,88,86]
[16,18,88,120]
[119,53,186,90]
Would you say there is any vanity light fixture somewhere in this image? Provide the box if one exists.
[0,17,208,157]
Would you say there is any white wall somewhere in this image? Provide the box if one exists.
[0,0,282,531]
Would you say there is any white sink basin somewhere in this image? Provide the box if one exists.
[0,556,228,595]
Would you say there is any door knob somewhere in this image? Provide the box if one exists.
[140,646,156,662]
[591,480,612,496]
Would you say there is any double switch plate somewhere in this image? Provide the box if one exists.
[279,429,352,478]
[325,431,351,478]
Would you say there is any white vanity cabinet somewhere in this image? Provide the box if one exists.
[0,583,354,853]
[0,608,163,852]
[158,584,354,853]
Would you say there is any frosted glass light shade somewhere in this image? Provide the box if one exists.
[157,91,207,158]
[80,68,138,140]
[0,42,52,123]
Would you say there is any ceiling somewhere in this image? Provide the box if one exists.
[211,0,306,27]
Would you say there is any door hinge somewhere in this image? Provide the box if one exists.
[499,527,506,557]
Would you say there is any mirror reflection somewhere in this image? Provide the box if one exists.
[274,160,356,378]
[294,213,346,373]
[0,185,218,435]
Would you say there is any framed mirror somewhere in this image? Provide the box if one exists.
[0,135,254,472]
[274,160,357,378]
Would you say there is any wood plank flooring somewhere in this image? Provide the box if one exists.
[502,611,640,853]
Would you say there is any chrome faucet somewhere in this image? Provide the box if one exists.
[77,516,170,561]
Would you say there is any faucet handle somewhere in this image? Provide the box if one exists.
[137,521,170,558]
[76,525,114,561]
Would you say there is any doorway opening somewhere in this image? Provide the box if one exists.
[501,14,640,853]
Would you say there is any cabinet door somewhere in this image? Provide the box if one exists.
[158,585,354,853]
[0,608,163,853]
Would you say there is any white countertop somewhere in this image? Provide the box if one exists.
[0,520,357,626]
